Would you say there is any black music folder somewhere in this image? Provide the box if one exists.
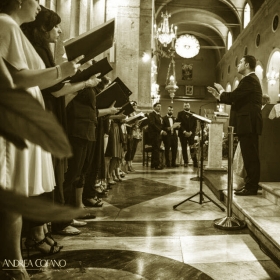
[69,57,113,83]
[117,101,135,116]
[111,77,132,97]
[96,82,129,109]
[64,18,115,64]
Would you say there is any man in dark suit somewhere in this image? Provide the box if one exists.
[162,106,179,167]
[176,102,198,167]
[207,55,262,196]
[147,103,167,169]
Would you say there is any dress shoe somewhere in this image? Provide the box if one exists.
[233,186,245,191]
[184,163,188,167]
[193,163,198,168]
[166,163,171,168]
[172,164,179,167]
[234,188,258,196]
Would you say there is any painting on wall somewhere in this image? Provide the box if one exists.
[186,85,193,96]
[182,63,193,80]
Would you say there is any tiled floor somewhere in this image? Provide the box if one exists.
[24,163,280,280]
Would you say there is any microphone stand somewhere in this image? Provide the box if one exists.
[190,101,217,181]
[173,112,225,211]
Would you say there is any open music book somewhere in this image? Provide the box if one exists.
[172,122,181,129]
[214,111,229,117]
[64,18,115,64]
[116,101,135,116]
[95,82,128,109]
[111,77,132,97]
[69,57,113,83]
[124,112,147,124]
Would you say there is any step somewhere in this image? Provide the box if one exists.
[203,170,244,202]
[222,189,280,266]
[203,171,280,266]
[260,182,280,206]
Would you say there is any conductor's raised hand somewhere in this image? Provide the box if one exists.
[207,86,220,100]
[214,83,224,93]
[60,55,85,77]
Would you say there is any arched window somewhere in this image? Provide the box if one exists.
[244,3,251,28]
[233,78,239,90]
[226,83,232,92]
[227,31,232,50]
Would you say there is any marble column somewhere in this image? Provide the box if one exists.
[138,0,153,111]
[205,120,227,171]
[105,0,152,109]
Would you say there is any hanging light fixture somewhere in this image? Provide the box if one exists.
[175,34,200,58]
[151,60,160,103]
[267,68,279,86]
[165,47,178,103]
[155,11,177,47]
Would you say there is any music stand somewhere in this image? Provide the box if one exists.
[173,112,225,211]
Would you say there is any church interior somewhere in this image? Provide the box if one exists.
[2,0,280,279]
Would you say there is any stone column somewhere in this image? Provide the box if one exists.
[138,0,153,111]
[105,0,152,109]
[205,120,227,171]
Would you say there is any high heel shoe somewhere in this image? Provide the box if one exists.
[25,237,61,256]
[45,232,63,249]
[128,165,135,172]
[83,197,103,207]
[113,175,122,182]
[119,170,126,178]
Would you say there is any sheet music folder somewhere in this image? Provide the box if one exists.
[117,102,135,116]
[69,57,113,83]
[111,77,132,97]
[96,82,129,109]
[193,113,212,123]
[185,111,212,123]
[64,18,115,64]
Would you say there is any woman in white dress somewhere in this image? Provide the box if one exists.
[0,1,83,278]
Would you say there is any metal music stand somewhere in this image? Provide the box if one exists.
[173,112,225,211]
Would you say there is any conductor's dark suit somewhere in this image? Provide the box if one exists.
[220,73,262,192]
[162,115,178,167]
[177,110,198,166]
[147,111,163,168]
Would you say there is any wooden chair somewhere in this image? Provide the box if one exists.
[142,127,152,166]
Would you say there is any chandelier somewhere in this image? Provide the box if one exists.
[175,34,200,58]
[155,11,177,47]
[267,68,279,86]
[165,48,178,103]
